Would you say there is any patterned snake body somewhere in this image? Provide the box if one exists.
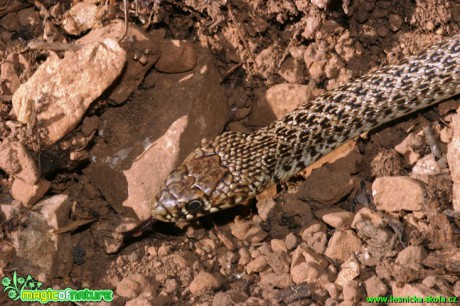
[151,35,460,222]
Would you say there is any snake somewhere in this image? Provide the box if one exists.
[145,34,460,224]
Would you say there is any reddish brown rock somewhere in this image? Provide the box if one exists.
[189,271,221,295]
[298,164,354,205]
[155,40,197,73]
[246,256,267,274]
[395,245,427,266]
[324,230,362,263]
[61,2,98,35]
[447,112,460,211]
[372,177,426,212]
[335,256,360,287]
[364,275,388,297]
[266,251,290,274]
[13,39,126,145]
[343,280,361,303]
[315,207,354,230]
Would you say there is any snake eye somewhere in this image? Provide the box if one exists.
[185,200,206,215]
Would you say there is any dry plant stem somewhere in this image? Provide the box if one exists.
[276,27,302,72]
[276,283,311,303]
[28,41,83,52]
[119,0,129,42]
[220,62,244,84]
[228,4,257,67]
[423,124,448,168]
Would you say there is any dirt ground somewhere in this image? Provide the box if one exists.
[1,0,460,305]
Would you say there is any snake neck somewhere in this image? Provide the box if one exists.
[223,35,460,194]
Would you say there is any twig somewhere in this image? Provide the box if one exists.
[276,283,311,304]
[424,123,448,168]
[227,4,257,67]
[220,62,243,84]
[28,41,83,52]
[119,0,129,42]
[276,27,301,72]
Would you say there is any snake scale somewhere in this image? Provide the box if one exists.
[148,34,460,223]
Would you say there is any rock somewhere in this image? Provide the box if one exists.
[116,275,144,299]
[0,12,20,31]
[91,215,132,254]
[189,271,221,295]
[81,116,100,136]
[302,16,321,39]
[395,245,427,266]
[364,275,387,297]
[377,25,389,37]
[0,54,22,94]
[238,247,251,267]
[325,282,340,299]
[266,251,290,274]
[270,239,287,253]
[315,207,354,230]
[394,133,423,165]
[83,47,228,220]
[244,225,269,243]
[343,280,360,303]
[324,55,344,79]
[284,233,298,250]
[62,2,99,35]
[290,262,322,285]
[372,177,425,212]
[230,218,251,240]
[298,164,354,205]
[0,241,15,275]
[0,140,39,184]
[249,84,323,127]
[351,207,385,229]
[324,230,362,263]
[17,8,40,28]
[13,39,126,145]
[411,154,442,183]
[163,279,178,294]
[291,243,328,271]
[308,60,327,82]
[278,56,306,84]
[335,256,360,287]
[246,256,267,274]
[77,20,160,105]
[155,40,197,73]
[259,272,292,289]
[311,0,329,9]
[255,46,278,79]
[439,126,453,143]
[301,220,328,254]
[212,290,248,306]
[9,195,72,279]
[447,113,460,211]
[10,178,50,207]
[389,14,403,32]
[126,295,155,306]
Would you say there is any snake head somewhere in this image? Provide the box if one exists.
[151,151,237,222]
